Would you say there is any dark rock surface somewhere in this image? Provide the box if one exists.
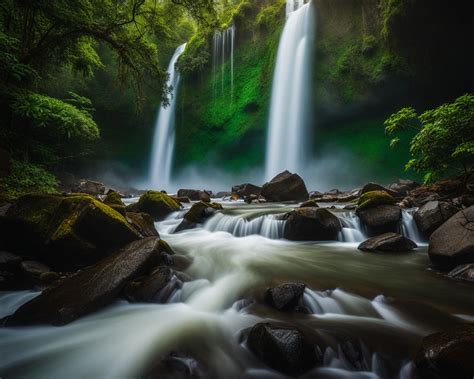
[134,191,182,220]
[175,202,222,233]
[231,183,261,199]
[177,189,211,203]
[72,179,105,196]
[358,233,417,252]
[360,183,399,197]
[447,263,474,282]
[284,208,341,241]
[126,212,159,237]
[264,283,306,311]
[357,204,402,237]
[414,200,458,237]
[144,351,206,379]
[261,171,309,202]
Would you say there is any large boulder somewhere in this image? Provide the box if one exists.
[2,194,140,270]
[428,206,474,269]
[388,179,420,196]
[174,202,223,233]
[415,325,474,379]
[231,183,261,199]
[246,322,322,375]
[358,233,417,252]
[284,208,341,241]
[126,212,159,237]
[103,190,126,215]
[177,189,211,203]
[261,171,309,202]
[264,283,306,312]
[414,201,458,237]
[134,191,181,220]
[356,191,401,236]
[5,237,167,326]
[360,183,399,197]
[357,190,396,211]
[72,179,105,196]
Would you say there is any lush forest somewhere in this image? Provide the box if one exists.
[0,2,473,378]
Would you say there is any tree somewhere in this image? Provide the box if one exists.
[385,94,474,183]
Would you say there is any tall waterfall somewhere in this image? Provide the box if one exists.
[149,44,186,190]
[265,0,315,180]
[212,24,236,101]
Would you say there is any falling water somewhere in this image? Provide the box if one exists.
[149,44,186,190]
[265,0,315,180]
[212,24,236,101]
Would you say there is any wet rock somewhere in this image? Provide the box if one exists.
[175,202,223,233]
[244,194,267,204]
[357,190,396,211]
[338,340,371,371]
[215,191,231,199]
[336,191,359,203]
[126,212,159,237]
[246,322,322,375]
[415,325,474,379]
[173,196,191,203]
[358,233,417,252]
[231,183,261,199]
[20,260,50,279]
[356,193,401,237]
[414,201,458,237]
[264,283,306,311]
[177,189,211,203]
[144,351,206,379]
[428,206,474,269]
[40,271,61,284]
[309,191,323,199]
[261,170,309,202]
[361,183,399,197]
[134,191,182,220]
[447,263,474,282]
[388,179,420,196]
[0,251,22,270]
[103,190,126,215]
[124,266,182,303]
[300,199,319,208]
[2,194,140,270]
[172,255,194,271]
[5,237,167,326]
[284,208,341,241]
[72,179,105,196]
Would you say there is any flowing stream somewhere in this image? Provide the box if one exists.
[265,0,315,180]
[1,201,472,379]
[149,44,186,191]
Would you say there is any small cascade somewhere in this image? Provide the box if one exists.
[400,209,423,243]
[265,0,316,180]
[212,24,236,101]
[203,213,286,239]
[149,44,186,190]
[337,212,367,243]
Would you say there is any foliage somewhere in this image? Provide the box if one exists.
[176,32,211,76]
[385,94,474,182]
[0,160,58,200]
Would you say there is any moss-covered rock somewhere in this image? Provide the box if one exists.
[174,201,223,233]
[103,190,126,215]
[357,190,396,211]
[2,194,140,269]
[135,191,181,220]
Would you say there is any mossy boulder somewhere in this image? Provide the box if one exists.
[103,190,126,215]
[284,208,341,241]
[357,190,396,211]
[2,194,140,270]
[174,201,223,233]
[134,191,181,220]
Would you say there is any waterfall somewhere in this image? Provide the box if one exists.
[149,44,186,190]
[400,210,423,244]
[265,0,315,180]
[212,24,236,101]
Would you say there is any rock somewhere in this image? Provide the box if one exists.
[124,266,182,303]
[215,191,231,198]
[231,183,261,199]
[135,191,181,220]
[447,264,474,282]
[5,237,167,326]
[414,325,474,379]
[2,194,140,270]
[414,201,459,237]
[144,351,206,379]
[177,189,211,203]
[357,204,402,236]
[336,192,359,203]
[309,191,323,199]
[103,190,126,215]
[174,202,223,233]
[360,183,399,197]
[72,179,105,196]
[40,271,61,284]
[0,251,22,270]
[173,196,190,203]
[261,171,309,202]
[428,206,474,269]
[358,233,417,252]
[284,208,341,241]
[357,190,396,211]
[388,179,420,196]
[20,260,50,279]
[246,322,322,375]
[300,199,319,208]
[264,283,306,311]
[126,212,159,237]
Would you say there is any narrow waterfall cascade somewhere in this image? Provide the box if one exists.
[212,24,235,101]
[401,209,424,244]
[149,44,186,190]
[203,212,286,239]
[265,0,315,180]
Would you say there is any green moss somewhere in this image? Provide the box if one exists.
[103,191,125,207]
[137,191,181,220]
[184,201,223,223]
[357,190,396,211]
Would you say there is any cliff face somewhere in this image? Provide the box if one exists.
[172,0,473,182]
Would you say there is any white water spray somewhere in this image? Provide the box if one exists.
[265,1,315,180]
[149,44,186,190]
[212,24,236,101]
